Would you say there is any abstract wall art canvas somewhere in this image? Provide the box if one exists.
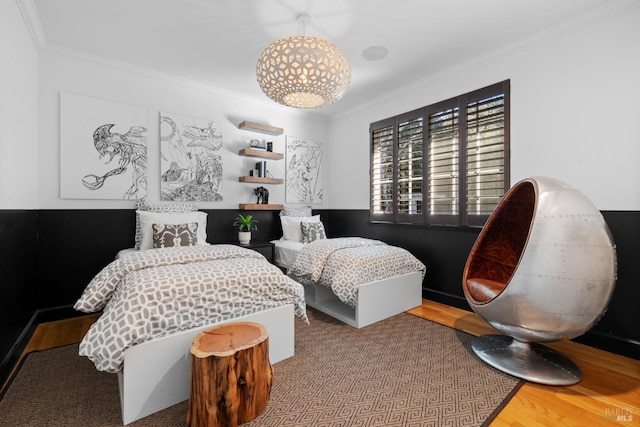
[60,93,148,200]
[160,112,223,202]
[285,136,323,204]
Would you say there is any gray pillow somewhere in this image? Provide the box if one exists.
[152,223,198,248]
[301,221,326,243]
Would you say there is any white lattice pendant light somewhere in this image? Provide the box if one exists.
[256,14,350,109]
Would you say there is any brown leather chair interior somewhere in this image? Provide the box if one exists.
[463,182,536,305]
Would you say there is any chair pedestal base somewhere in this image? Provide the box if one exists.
[471,334,581,386]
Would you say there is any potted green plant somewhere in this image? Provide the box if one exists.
[233,214,258,245]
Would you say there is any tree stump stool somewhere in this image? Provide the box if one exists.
[186,322,272,427]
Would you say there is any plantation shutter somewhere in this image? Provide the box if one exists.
[370,119,395,222]
[464,83,509,226]
[427,100,460,225]
[396,111,424,223]
[465,95,505,218]
[370,109,424,224]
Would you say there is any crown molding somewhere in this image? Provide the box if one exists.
[19,0,636,123]
[330,0,640,121]
[15,0,46,50]
[40,41,330,121]
[42,41,326,119]
[14,0,322,120]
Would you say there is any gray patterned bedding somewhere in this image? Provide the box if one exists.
[74,244,308,373]
[291,237,426,308]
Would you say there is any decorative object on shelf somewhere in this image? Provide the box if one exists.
[233,213,258,245]
[160,111,223,202]
[238,121,283,136]
[254,186,269,204]
[256,13,350,109]
[286,136,324,203]
[238,146,284,188]
[267,142,273,152]
[255,161,267,177]
[249,138,267,150]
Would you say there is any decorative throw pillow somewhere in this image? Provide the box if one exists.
[280,215,321,242]
[137,210,207,250]
[152,223,198,248]
[280,206,312,217]
[134,199,198,249]
[301,221,326,243]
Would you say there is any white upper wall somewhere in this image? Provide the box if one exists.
[0,0,39,209]
[37,50,328,209]
[8,1,640,211]
[326,5,640,211]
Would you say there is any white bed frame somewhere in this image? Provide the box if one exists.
[292,271,423,328]
[117,304,295,425]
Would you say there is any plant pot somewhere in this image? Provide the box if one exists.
[238,231,251,245]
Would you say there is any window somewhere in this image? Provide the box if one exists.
[370,80,510,227]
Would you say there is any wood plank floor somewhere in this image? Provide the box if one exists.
[3,300,639,425]
[407,301,640,426]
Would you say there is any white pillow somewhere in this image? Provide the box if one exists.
[134,199,198,249]
[137,210,208,250]
[280,215,321,242]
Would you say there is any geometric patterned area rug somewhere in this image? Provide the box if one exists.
[0,308,522,427]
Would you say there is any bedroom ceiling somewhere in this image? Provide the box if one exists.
[27,0,616,118]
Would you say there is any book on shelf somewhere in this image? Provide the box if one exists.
[255,161,267,177]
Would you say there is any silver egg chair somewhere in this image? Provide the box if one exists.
[462,176,617,385]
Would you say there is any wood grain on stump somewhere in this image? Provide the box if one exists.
[186,322,272,427]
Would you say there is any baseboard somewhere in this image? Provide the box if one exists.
[575,330,640,360]
[423,288,470,311]
[34,304,86,324]
[0,312,38,393]
[0,305,88,391]
[423,288,640,361]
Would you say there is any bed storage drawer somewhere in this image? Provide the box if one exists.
[296,271,423,329]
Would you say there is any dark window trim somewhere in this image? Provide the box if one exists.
[370,80,510,228]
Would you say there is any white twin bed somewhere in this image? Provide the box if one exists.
[74,202,426,424]
[75,201,307,424]
[272,207,426,329]
[273,238,424,329]
[272,239,304,270]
